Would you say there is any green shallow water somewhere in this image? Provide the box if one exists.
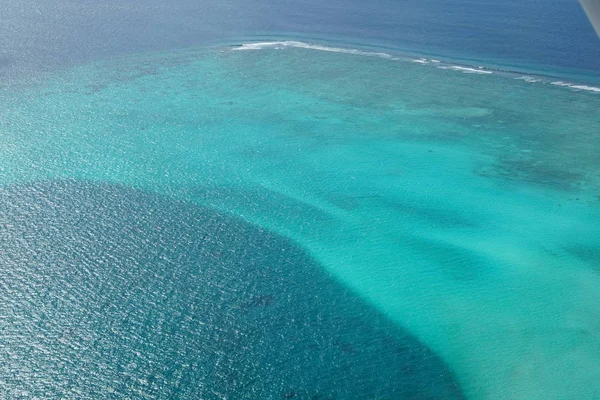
[1,44,600,399]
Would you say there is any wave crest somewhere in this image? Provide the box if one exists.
[232,41,398,60]
[230,41,600,94]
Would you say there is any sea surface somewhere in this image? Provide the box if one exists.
[1,1,600,399]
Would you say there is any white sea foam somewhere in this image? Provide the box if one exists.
[232,41,398,60]
[516,76,541,83]
[233,41,600,93]
[438,65,493,74]
[551,81,600,92]
[450,66,493,74]
[569,84,600,92]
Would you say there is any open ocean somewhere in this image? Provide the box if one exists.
[1,1,600,399]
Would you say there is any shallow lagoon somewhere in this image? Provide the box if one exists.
[1,43,600,399]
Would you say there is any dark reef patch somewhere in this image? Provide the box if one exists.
[565,245,600,268]
[476,157,585,191]
[0,180,464,399]
[244,294,276,309]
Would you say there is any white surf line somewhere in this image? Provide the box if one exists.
[234,41,499,75]
[570,84,600,92]
[232,41,399,60]
[233,40,600,92]
[551,81,600,92]
[437,65,493,74]
[515,76,542,83]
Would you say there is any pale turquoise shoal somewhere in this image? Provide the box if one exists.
[1,45,600,399]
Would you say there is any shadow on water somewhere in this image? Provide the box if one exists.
[0,180,464,400]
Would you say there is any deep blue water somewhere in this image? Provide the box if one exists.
[0,181,465,399]
[1,0,599,81]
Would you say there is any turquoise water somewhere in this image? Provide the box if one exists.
[2,43,600,399]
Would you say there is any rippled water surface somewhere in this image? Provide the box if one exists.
[1,180,464,399]
[1,43,600,399]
